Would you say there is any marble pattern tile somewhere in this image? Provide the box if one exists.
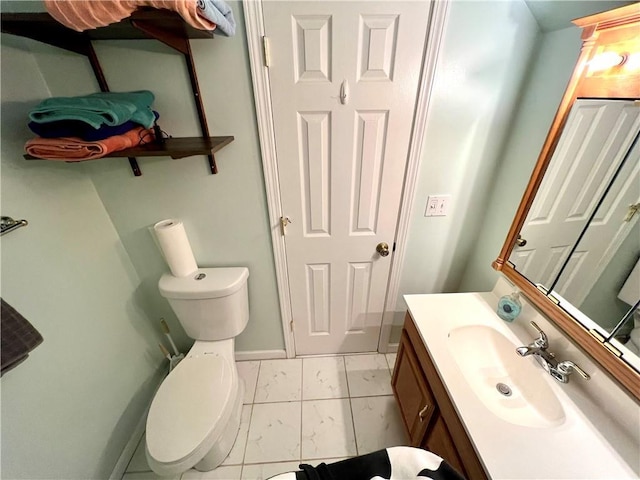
[385,353,398,374]
[127,356,409,480]
[237,361,260,404]
[301,399,357,459]
[344,354,393,397]
[222,405,252,466]
[240,461,300,480]
[121,473,179,480]
[125,435,150,473]
[244,402,302,464]
[300,457,349,466]
[181,465,242,479]
[254,359,302,403]
[302,357,349,400]
[351,396,408,455]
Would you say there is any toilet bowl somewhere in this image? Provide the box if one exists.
[145,267,250,476]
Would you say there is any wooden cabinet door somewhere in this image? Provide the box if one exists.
[399,312,488,480]
[422,414,466,476]
[391,330,437,445]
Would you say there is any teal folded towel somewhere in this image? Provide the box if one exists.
[29,91,156,129]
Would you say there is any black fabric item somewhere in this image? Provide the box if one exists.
[290,448,466,480]
[1,299,43,376]
[418,461,466,480]
[295,450,391,480]
[295,462,336,480]
[297,464,321,480]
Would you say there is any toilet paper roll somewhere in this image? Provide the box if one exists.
[153,219,198,277]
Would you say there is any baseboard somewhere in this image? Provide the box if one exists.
[109,407,148,480]
[386,343,399,354]
[235,349,287,361]
[110,371,166,480]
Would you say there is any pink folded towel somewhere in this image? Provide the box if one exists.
[25,126,153,162]
[44,0,216,33]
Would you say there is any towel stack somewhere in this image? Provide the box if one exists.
[25,91,157,162]
[44,0,236,36]
[1,299,44,376]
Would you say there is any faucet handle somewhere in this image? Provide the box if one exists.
[557,360,590,380]
[529,321,548,348]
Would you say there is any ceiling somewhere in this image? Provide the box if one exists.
[523,0,636,32]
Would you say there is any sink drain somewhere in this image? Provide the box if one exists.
[496,383,512,396]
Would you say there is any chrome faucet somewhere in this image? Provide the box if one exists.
[516,321,590,383]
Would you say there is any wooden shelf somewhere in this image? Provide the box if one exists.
[1,9,213,46]
[24,135,234,160]
[118,135,234,159]
[2,9,230,177]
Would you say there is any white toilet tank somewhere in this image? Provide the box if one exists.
[159,267,249,341]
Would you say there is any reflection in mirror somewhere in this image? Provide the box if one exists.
[550,128,639,335]
[609,299,640,372]
[509,99,640,294]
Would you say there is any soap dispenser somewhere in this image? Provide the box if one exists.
[497,291,522,322]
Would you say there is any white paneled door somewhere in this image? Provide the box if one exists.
[263,2,430,354]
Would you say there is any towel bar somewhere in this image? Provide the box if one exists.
[1,216,28,236]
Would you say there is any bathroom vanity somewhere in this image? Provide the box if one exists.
[392,5,640,477]
[391,284,639,480]
[391,310,485,479]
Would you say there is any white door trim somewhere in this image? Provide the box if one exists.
[243,0,450,357]
[377,0,450,352]
[243,0,296,357]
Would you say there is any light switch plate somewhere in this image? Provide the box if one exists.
[425,195,451,217]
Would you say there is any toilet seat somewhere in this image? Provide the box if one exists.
[146,354,236,473]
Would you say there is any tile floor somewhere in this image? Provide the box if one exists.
[123,353,405,480]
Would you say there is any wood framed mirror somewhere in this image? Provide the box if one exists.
[493,3,640,400]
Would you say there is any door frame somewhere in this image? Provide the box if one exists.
[243,0,450,358]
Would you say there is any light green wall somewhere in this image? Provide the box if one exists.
[458,25,583,293]
[26,1,284,353]
[0,1,619,476]
[1,37,164,479]
[392,0,540,333]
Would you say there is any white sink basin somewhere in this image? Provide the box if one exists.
[448,324,565,428]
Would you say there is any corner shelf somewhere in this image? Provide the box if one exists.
[1,9,232,176]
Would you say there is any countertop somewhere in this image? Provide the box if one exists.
[404,291,638,480]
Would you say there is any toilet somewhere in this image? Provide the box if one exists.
[145,267,250,476]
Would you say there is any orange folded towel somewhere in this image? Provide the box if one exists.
[25,126,153,162]
[44,0,216,33]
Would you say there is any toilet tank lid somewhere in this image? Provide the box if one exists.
[159,267,249,299]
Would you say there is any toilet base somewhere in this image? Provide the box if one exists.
[194,381,244,472]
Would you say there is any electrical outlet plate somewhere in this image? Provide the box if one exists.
[425,195,451,217]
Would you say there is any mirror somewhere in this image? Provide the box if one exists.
[608,300,640,372]
[510,98,640,336]
[550,127,639,335]
[493,4,640,400]
[510,99,639,305]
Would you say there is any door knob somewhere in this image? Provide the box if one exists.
[376,242,390,257]
[516,234,527,247]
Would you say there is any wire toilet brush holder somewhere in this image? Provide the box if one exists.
[158,318,184,373]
